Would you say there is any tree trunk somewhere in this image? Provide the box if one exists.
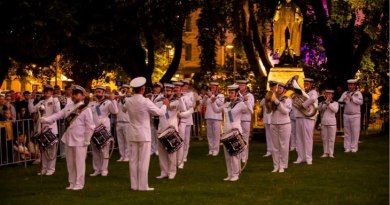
[0,54,10,87]
[159,20,185,83]
[240,1,261,77]
[248,0,273,75]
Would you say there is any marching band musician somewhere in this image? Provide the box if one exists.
[172,81,192,169]
[150,82,164,156]
[116,84,131,162]
[269,82,292,173]
[294,78,318,165]
[318,90,338,158]
[155,84,191,179]
[338,79,363,153]
[88,85,118,177]
[260,81,278,157]
[211,84,253,182]
[123,77,169,191]
[28,84,61,176]
[202,82,225,156]
[41,85,95,190]
[179,79,195,164]
[236,80,255,163]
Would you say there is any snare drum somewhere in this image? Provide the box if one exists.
[157,126,183,154]
[221,129,247,156]
[91,124,113,149]
[32,128,58,151]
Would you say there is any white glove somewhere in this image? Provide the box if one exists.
[273,98,280,105]
[84,132,93,147]
[39,117,50,124]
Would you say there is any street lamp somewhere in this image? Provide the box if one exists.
[226,44,236,83]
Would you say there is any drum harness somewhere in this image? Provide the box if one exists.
[226,99,249,174]
[95,99,115,159]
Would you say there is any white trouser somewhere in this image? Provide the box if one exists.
[183,125,191,161]
[290,120,296,150]
[271,123,291,169]
[265,124,273,153]
[224,146,240,178]
[66,146,87,187]
[42,145,57,173]
[128,141,151,190]
[151,124,159,154]
[343,114,361,151]
[177,122,186,166]
[116,122,130,159]
[321,125,337,155]
[241,121,251,160]
[296,118,314,163]
[92,143,110,174]
[157,140,177,177]
[206,119,222,154]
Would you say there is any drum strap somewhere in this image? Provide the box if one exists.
[64,104,88,130]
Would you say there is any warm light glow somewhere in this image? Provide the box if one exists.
[259,59,267,77]
[226,45,234,49]
[32,64,36,68]
[175,74,180,77]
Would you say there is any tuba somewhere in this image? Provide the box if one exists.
[286,75,317,117]
[265,90,280,112]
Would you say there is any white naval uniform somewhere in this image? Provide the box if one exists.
[270,97,292,170]
[260,99,273,155]
[44,101,95,188]
[116,98,130,160]
[181,91,194,162]
[59,96,74,156]
[295,89,318,164]
[318,101,339,156]
[338,91,363,152]
[123,94,167,190]
[176,94,192,168]
[156,97,189,178]
[211,100,253,179]
[28,97,60,174]
[290,105,297,151]
[150,93,164,155]
[240,92,254,161]
[88,99,118,175]
[202,93,225,155]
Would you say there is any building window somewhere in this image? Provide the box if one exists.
[185,44,192,61]
[185,17,192,32]
[21,81,26,92]
[6,80,11,90]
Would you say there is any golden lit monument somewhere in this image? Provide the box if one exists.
[268,0,305,90]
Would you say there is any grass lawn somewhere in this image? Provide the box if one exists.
[0,133,388,205]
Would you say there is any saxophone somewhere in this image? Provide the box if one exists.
[286,75,318,117]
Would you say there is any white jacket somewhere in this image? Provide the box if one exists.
[123,94,167,142]
[271,97,292,125]
[29,96,61,134]
[260,98,272,125]
[212,100,253,134]
[202,93,224,120]
[338,91,363,115]
[318,101,339,126]
[45,101,95,147]
[88,99,118,132]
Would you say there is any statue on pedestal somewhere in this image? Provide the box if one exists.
[273,0,303,66]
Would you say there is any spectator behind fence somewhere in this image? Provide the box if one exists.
[17,91,33,120]
[4,96,16,122]
[0,109,17,164]
[0,95,7,119]
[13,134,30,160]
